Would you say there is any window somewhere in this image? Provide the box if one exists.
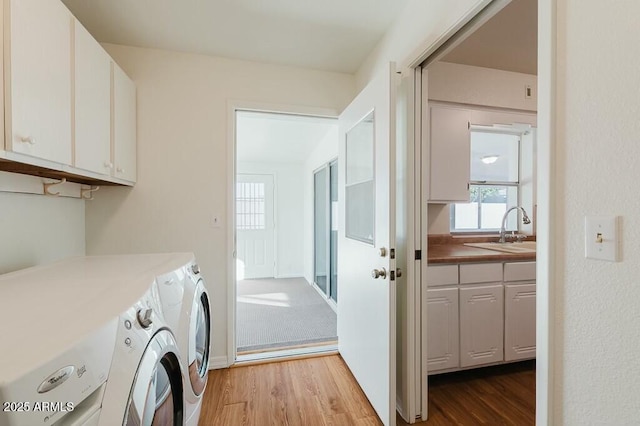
[451,130,521,232]
[236,182,265,230]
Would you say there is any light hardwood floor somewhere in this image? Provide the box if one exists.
[199,355,535,425]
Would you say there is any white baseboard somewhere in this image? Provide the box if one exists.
[274,273,305,279]
[208,355,229,370]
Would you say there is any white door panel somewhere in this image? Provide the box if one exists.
[236,174,275,279]
[338,63,397,426]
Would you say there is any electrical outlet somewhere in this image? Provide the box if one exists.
[525,84,533,99]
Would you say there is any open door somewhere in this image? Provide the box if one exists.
[338,63,397,426]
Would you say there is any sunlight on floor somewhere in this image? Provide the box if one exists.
[237,292,291,307]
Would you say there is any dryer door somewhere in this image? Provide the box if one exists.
[125,329,183,426]
[188,280,211,396]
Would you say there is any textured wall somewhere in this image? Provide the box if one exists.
[553,0,640,423]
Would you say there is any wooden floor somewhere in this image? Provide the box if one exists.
[199,355,535,426]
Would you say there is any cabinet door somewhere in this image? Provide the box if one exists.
[113,64,137,182]
[505,283,536,361]
[428,106,470,202]
[74,20,111,175]
[459,284,504,367]
[8,0,72,164]
[427,287,459,372]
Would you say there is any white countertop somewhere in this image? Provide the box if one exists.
[0,253,194,384]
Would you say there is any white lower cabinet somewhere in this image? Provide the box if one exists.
[459,284,504,367]
[427,260,535,374]
[426,287,459,371]
[504,283,536,361]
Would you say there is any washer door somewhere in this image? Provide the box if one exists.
[188,280,211,396]
[125,329,183,426]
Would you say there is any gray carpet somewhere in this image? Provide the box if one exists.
[236,277,337,352]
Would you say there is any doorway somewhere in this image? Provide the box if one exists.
[419,0,539,422]
[233,109,340,360]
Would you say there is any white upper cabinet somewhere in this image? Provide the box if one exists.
[428,105,470,203]
[112,64,137,183]
[74,20,111,175]
[6,0,72,165]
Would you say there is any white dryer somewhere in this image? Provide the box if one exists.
[182,260,211,426]
[155,254,211,426]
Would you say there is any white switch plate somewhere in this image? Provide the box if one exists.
[585,216,620,262]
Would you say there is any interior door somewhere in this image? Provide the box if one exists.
[338,63,397,426]
[236,174,275,279]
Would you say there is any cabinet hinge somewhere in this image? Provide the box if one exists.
[415,250,422,260]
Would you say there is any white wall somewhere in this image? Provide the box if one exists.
[550,1,640,423]
[84,44,355,365]
[302,127,338,284]
[356,0,490,88]
[428,62,537,112]
[237,161,305,278]
[0,180,85,274]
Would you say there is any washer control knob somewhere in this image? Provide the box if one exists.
[124,319,132,330]
[191,264,200,275]
[136,308,153,328]
[125,337,132,346]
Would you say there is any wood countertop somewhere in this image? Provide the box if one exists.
[428,243,536,264]
[427,234,536,264]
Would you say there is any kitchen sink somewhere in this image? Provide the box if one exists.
[464,241,537,254]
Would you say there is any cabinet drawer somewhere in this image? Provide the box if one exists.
[504,261,536,282]
[459,263,502,284]
[427,265,458,287]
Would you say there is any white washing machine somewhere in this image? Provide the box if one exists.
[0,254,204,426]
[155,254,211,426]
[99,281,185,425]
[0,257,133,426]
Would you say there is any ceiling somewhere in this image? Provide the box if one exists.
[236,112,337,164]
[61,0,408,74]
[441,0,538,75]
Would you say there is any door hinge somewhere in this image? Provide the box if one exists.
[415,250,421,260]
[390,248,395,260]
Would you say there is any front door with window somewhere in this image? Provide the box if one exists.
[236,174,275,279]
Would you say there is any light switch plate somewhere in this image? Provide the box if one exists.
[585,216,620,262]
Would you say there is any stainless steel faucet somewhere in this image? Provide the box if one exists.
[499,206,531,243]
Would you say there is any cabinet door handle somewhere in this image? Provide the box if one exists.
[116,167,125,173]
[104,161,113,169]
[20,136,36,145]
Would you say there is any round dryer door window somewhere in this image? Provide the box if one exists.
[189,283,210,396]
[125,330,183,426]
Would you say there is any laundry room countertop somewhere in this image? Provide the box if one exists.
[0,253,194,383]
